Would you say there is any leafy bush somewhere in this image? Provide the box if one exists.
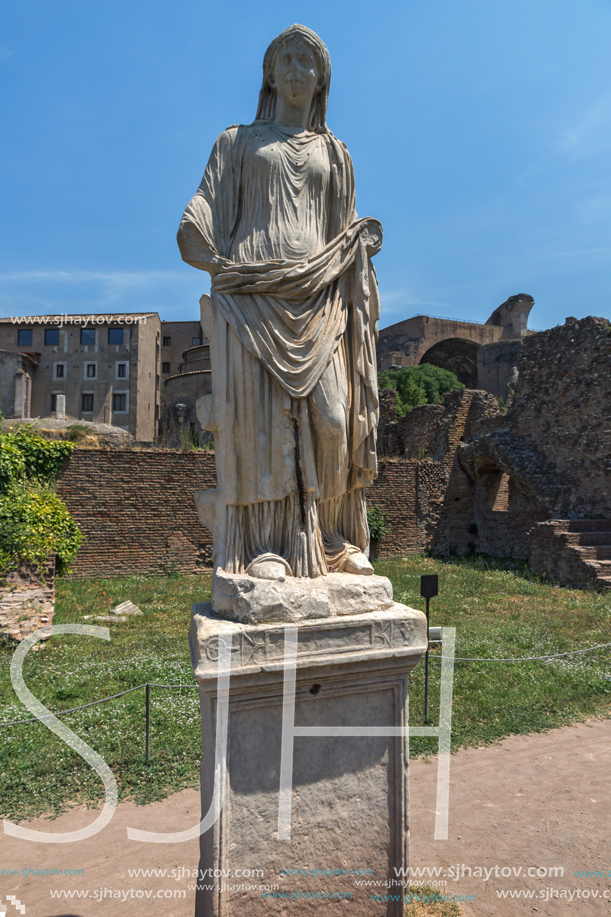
[378,364,464,419]
[0,434,26,493]
[0,483,83,574]
[0,423,80,575]
[367,504,391,542]
[0,424,74,493]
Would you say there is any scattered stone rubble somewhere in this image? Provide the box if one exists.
[82,600,143,623]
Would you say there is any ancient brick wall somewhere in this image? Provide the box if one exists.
[56,450,217,577]
[56,450,441,577]
[367,459,447,558]
[378,389,502,460]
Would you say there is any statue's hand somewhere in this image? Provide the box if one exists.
[360,219,383,256]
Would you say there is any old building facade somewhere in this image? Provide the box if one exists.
[0,314,162,441]
[0,313,212,443]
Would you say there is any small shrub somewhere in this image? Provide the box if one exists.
[367,505,391,542]
[65,424,91,443]
[0,424,73,491]
[0,424,80,575]
[0,483,83,574]
[497,396,508,413]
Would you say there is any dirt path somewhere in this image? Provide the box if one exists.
[410,718,611,915]
[2,719,610,916]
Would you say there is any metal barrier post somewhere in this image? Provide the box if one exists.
[145,684,151,761]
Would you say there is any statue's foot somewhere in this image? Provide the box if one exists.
[340,551,374,576]
[245,553,293,582]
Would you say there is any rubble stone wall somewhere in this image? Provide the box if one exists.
[507,316,611,518]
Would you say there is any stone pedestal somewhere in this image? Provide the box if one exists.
[190,602,426,916]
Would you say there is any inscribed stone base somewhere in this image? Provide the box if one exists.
[189,602,427,916]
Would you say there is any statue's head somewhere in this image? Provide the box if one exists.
[256,24,331,132]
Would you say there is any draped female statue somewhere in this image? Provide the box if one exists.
[178,24,383,598]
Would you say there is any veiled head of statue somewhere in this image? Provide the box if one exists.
[256,25,331,132]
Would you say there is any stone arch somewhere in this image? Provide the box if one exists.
[418,338,481,387]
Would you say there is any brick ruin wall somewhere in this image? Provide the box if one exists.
[56,450,450,576]
[56,451,217,577]
[56,388,506,578]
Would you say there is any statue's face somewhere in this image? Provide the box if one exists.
[271,37,319,110]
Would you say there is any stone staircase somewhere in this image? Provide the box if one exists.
[529,520,611,591]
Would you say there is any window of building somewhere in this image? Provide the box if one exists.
[162,362,171,374]
[108,327,123,345]
[163,336,171,346]
[192,336,201,346]
[82,393,94,412]
[116,362,128,379]
[54,362,66,380]
[81,328,96,346]
[45,328,60,345]
[113,392,127,413]
[85,362,97,379]
[17,329,33,346]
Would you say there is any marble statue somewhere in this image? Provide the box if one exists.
[178,24,386,618]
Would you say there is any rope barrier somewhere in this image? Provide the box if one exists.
[2,640,610,726]
[0,682,197,728]
[429,641,611,663]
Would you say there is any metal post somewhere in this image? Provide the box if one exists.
[420,574,438,724]
[145,683,150,761]
[424,596,430,722]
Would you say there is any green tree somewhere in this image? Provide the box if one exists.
[379,364,464,419]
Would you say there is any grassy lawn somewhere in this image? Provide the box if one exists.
[1,556,610,822]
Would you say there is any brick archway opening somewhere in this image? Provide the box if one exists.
[419,338,481,387]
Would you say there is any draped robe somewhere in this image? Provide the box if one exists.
[177,121,382,577]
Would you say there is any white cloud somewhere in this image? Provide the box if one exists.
[558,94,611,158]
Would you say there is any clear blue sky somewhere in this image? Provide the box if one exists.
[1,0,610,331]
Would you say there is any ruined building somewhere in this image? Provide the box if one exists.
[378,315,611,589]
[377,294,534,396]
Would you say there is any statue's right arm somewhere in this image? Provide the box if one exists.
[177,127,240,275]
[176,220,225,275]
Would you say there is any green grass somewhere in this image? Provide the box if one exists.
[1,557,610,822]
[379,555,611,757]
[0,574,211,821]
